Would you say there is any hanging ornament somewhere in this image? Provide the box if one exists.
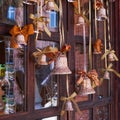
[9,24,34,48]
[103,71,110,80]
[33,46,59,65]
[78,76,95,96]
[101,49,118,62]
[97,7,107,21]
[102,63,120,78]
[52,54,72,75]
[30,14,51,37]
[43,0,59,12]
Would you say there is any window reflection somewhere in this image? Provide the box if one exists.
[34,40,58,110]
[0,36,25,115]
[0,0,23,25]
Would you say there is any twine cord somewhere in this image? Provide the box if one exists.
[89,0,92,70]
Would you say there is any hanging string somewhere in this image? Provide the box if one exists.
[78,0,81,14]
[59,0,65,49]
[106,0,111,50]
[66,74,70,97]
[94,0,98,39]
[104,20,107,69]
[83,24,87,72]
[89,0,92,70]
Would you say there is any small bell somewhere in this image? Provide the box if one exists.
[103,71,110,80]
[65,100,73,111]
[37,22,45,32]
[46,1,58,12]
[108,53,115,62]
[52,54,72,75]
[97,7,107,21]
[15,34,27,47]
[79,77,95,96]
[38,54,48,65]
[76,16,85,26]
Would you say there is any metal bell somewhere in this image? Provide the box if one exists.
[46,1,58,12]
[108,53,115,61]
[38,54,48,65]
[65,100,73,111]
[15,34,27,46]
[79,77,95,96]
[52,54,72,75]
[103,71,110,80]
[97,7,107,21]
[76,16,85,26]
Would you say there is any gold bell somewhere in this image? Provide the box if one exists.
[97,7,107,21]
[38,54,48,65]
[15,34,27,46]
[108,53,115,61]
[103,71,110,80]
[76,16,85,26]
[65,100,73,111]
[52,54,72,75]
[79,77,95,96]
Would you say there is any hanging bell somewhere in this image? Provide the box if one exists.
[79,77,95,96]
[46,1,58,12]
[76,16,85,26]
[65,100,73,111]
[52,54,72,75]
[37,22,45,32]
[38,54,48,65]
[15,34,27,47]
[103,71,110,80]
[108,53,115,62]
[97,7,107,21]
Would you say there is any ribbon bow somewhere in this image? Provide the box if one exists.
[95,0,103,10]
[60,92,81,116]
[33,46,59,65]
[30,14,51,37]
[9,24,34,48]
[101,49,118,61]
[77,70,100,88]
[102,63,120,78]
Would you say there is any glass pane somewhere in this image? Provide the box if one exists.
[34,40,59,110]
[0,36,25,115]
[75,109,91,120]
[93,105,110,120]
[0,0,23,25]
